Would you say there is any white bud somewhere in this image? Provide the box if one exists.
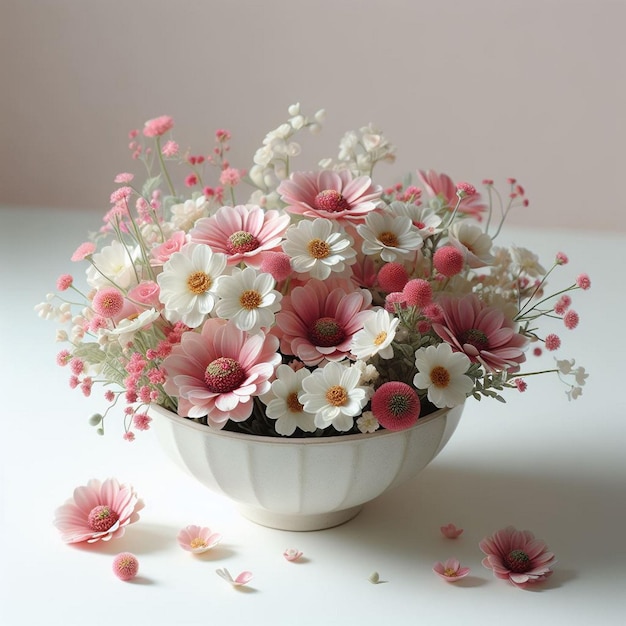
[286,142,301,157]
[289,115,305,130]
[56,329,69,342]
[318,158,333,169]
[314,109,326,123]
[287,103,301,116]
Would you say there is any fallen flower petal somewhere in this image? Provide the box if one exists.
[432,557,471,582]
[283,548,303,562]
[440,523,464,539]
[177,525,222,554]
[216,568,253,587]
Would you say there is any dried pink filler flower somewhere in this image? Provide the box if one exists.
[283,548,303,562]
[53,478,143,544]
[440,523,464,539]
[113,552,139,581]
[177,525,222,554]
[216,568,253,587]
[433,558,471,582]
[479,525,556,589]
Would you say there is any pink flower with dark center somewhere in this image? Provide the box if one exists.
[190,205,290,268]
[371,382,421,431]
[53,478,143,544]
[278,170,383,224]
[418,169,486,219]
[275,279,373,366]
[162,318,281,427]
[432,294,528,372]
[479,526,556,589]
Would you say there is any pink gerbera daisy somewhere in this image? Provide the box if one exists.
[432,294,528,372]
[418,169,486,219]
[370,381,421,431]
[162,318,281,428]
[479,526,557,589]
[190,205,290,268]
[53,478,143,544]
[275,279,373,366]
[277,170,383,224]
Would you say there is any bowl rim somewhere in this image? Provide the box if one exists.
[148,402,463,446]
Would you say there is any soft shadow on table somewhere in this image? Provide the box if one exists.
[71,522,177,555]
[329,462,625,573]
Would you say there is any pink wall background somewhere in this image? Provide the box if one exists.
[2,0,624,231]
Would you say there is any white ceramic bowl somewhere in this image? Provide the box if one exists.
[149,403,464,531]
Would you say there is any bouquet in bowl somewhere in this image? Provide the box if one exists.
[36,104,589,440]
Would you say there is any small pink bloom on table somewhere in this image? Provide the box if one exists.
[53,478,143,544]
[177,525,222,554]
[440,523,464,539]
[112,552,139,581]
[283,548,303,562]
[216,568,253,587]
[479,525,556,589]
[432,558,471,582]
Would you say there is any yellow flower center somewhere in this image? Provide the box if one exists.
[239,289,262,310]
[374,331,388,346]
[443,568,458,577]
[190,537,207,549]
[286,391,304,413]
[307,238,331,259]
[379,231,399,247]
[187,271,212,295]
[325,385,348,407]
[430,365,450,388]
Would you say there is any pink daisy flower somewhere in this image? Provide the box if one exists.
[433,558,471,582]
[277,170,383,224]
[177,525,223,554]
[53,478,143,544]
[479,526,557,589]
[432,294,528,372]
[190,205,290,268]
[417,169,486,219]
[162,318,281,428]
[275,279,373,366]
[440,523,464,539]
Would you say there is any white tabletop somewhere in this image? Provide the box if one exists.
[1,206,623,625]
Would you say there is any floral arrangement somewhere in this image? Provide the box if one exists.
[37,104,590,440]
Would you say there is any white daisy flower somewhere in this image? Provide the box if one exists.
[281,218,357,280]
[100,308,161,347]
[300,361,369,432]
[413,343,473,408]
[214,266,282,332]
[388,201,442,239]
[351,308,399,360]
[86,240,137,290]
[260,364,316,436]
[449,221,494,268]
[356,211,423,262]
[157,243,227,328]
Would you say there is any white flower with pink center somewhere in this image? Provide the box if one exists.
[277,170,382,224]
[300,361,369,431]
[162,318,281,427]
[190,205,290,268]
[357,211,423,263]
[275,279,373,366]
[282,217,357,280]
[214,266,282,332]
[157,243,227,328]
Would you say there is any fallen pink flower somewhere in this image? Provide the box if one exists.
[440,523,464,539]
[53,478,143,544]
[432,558,471,582]
[216,568,253,587]
[283,548,303,562]
[112,552,139,581]
[479,525,556,589]
[177,525,222,554]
